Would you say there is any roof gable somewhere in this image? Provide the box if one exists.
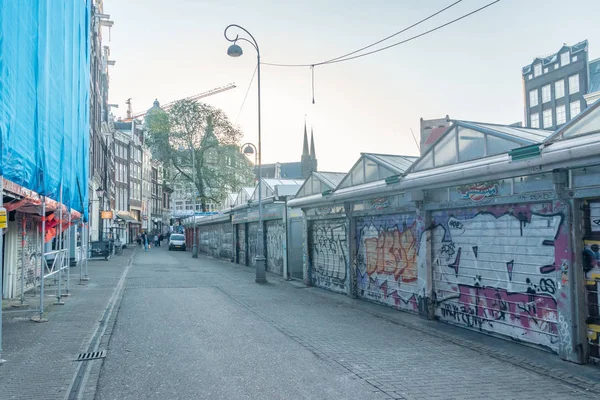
[544,99,600,143]
[295,172,346,198]
[336,153,417,190]
[235,187,255,205]
[251,178,304,201]
[410,120,553,173]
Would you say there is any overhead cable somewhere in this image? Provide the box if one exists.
[262,0,499,67]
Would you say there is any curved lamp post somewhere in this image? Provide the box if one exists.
[241,142,258,167]
[225,24,266,284]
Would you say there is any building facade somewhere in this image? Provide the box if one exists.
[522,40,589,130]
[89,1,114,242]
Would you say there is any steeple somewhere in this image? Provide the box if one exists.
[302,121,309,157]
[310,127,316,159]
[310,127,317,173]
[301,120,312,179]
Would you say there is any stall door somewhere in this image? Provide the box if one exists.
[266,220,284,275]
[288,218,304,279]
[355,213,419,313]
[308,219,348,294]
[236,224,246,265]
[247,222,259,267]
[431,205,562,352]
[583,200,600,363]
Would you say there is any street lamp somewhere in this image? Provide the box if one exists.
[191,146,198,259]
[241,143,258,170]
[225,24,266,284]
[95,187,105,240]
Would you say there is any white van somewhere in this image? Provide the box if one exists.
[168,233,186,251]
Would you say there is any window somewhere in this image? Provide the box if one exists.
[530,113,540,128]
[561,52,570,67]
[554,80,565,99]
[529,89,538,107]
[544,67,549,73]
[433,129,457,167]
[533,63,542,77]
[457,128,485,162]
[543,109,553,128]
[569,74,579,94]
[573,55,578,62]
[570,101,581,118]
[556,105,566,125]
[542,84,551,103]
[486,135,518,155]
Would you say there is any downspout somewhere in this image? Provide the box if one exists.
[553,169,583,362]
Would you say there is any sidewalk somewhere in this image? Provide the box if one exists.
[0,248,133,400]
[265,267,600,394]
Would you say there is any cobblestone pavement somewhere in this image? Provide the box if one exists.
[93,248,599,400]
[0,249,133,400]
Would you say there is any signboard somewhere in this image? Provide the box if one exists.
[0,207,7,228]
[100,210,113,219]
[457,181,499,202]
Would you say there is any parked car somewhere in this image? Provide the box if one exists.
[168,233,186,251]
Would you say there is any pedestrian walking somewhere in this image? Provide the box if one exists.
[158,234,163,246]
[142,232,149,251]
[154,234,159,248]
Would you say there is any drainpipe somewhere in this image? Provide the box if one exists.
[282,196,289,280]
[553,169,584,363]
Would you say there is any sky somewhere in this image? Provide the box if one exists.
[105,0,600,173]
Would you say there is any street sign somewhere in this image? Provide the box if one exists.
[100,210,113,219]
[0,207,7,228]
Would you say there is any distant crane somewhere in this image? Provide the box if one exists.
[123,83,237,121]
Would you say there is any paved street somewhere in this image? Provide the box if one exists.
[91,247,599,400]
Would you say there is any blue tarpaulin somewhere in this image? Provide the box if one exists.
[0,0,90,220]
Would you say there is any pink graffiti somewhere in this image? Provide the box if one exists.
[440,285,558,336]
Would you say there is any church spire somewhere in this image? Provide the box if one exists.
[310,127,316,160]
[301,119,312,179]
[302,120,309,157]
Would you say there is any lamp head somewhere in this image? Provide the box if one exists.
[243,145,255,155]
[227,43,243,58]
[96,187,105,197]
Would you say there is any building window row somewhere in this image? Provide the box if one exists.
[532,100,581,129]
[530,74,579,110]
[531,51,575,80]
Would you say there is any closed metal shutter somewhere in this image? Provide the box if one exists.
[236,224,246,265]
[247,222,258,267]
[265,220,284,275]
[288,218,303,279]
[355,213,419,313]
[431,205,562,351]
[308,219,348,294]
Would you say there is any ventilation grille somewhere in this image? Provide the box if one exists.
[76,350,106,361]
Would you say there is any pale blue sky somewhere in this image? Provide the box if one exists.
[106,0,600,172]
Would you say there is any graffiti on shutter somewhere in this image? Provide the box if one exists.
[355,213,421,312]
[247,222,258,267]
[266,220,284,275]
[431,202,566,351]
[237,224,246,265]
[309,219,348,294]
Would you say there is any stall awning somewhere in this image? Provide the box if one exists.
[116,213,140,224]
